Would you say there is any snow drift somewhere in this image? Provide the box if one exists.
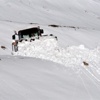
[15,37,100,66]
[14,37,100,82]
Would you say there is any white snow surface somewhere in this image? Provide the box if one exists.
[15,37,100,68]
[0,55,100,100]
[0,0,100,100]
[14,37,100,82]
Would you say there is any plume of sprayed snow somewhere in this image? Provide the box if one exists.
[14,37,100,67]
[13,37,100,81]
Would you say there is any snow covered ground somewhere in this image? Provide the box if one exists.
[15,37,100,70]
[0,0,100,100]
[0,55,100,100]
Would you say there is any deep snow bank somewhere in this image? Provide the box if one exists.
[14,37,100,66]
[14,37,100,81]
[1,55,100,100]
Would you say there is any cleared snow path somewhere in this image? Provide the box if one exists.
[14,37,100,81]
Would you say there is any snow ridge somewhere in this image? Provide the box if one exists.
[14,37,100,79]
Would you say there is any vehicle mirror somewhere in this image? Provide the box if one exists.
[40,29,44,33]
[12,35,15,39]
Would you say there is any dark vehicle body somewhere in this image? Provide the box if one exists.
[18,27,44,41]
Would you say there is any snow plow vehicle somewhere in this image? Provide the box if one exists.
[12,26,58,52]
